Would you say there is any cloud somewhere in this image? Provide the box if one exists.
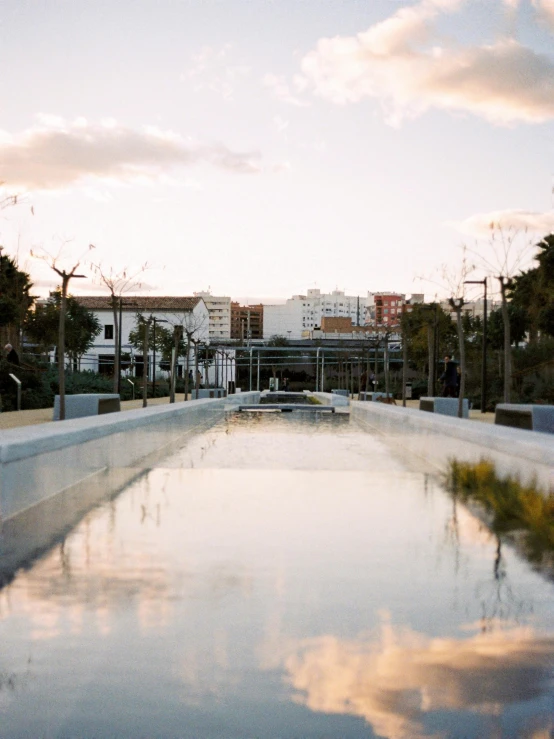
[533,0,554,30]
[449,209,554,237]
[284,621,554,739]
[273,116,290,134]
[263,74,309,108]
[184,45,251,101]
[0,118,262,191]
[298,0,554,125]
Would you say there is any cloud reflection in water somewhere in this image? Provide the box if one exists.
[283,618,554,739]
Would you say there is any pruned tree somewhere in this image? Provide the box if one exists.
[169,324,183,403]
[128,314,155,407]
[91,262,149,393]
[419,251,475,417]
[31,242,95,420]
[469,223,537,403]
[128,313,173,402]
[441,253,475,418]
[165,309,208,400]
[0,188,19,212]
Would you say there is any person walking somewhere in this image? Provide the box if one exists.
[4,343,19,366]
[440,355,457,397]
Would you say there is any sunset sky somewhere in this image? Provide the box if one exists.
[1,0,554,301]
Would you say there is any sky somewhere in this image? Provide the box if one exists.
[1,0,554,303]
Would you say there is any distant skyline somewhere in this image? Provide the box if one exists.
[1,0,554,302]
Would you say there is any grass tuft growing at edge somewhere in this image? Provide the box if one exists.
[447,459,554,562]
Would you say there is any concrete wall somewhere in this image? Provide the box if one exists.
[0,392,260,524]
[351,401,553,492]
[311,391,350,407]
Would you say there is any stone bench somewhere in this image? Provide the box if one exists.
[190,388,227,400]
[331,389,349,397]
[359,392,394,402]
[53,394,121,421]
[495,404,554,434]
[419,397,469,418]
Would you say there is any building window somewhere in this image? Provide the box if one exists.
[104,325,114,340]
[98,354,115,375]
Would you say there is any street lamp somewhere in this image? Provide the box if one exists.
[464,278,488,413]
[151,317,168,399]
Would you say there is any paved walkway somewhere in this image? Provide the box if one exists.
[0,395,189,430]
[0,394,496,431]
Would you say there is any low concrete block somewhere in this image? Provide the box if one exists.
[360,392,394,402]
[191,388,227,400]
[331,389,349,397]
[419,396,469,419]
[53,394,121,421]
[496,404,554,434]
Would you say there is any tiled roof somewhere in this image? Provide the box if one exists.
[76,296,203,312]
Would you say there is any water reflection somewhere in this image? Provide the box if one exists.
[282,618,554,739]
[0,413,553,738]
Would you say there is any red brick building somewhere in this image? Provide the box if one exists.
[230,303,264,340]
[366,293,404,327]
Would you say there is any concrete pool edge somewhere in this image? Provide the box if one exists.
[0,392,260,522]
[351,400,553,492]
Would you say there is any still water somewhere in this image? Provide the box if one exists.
[1,412,553,738]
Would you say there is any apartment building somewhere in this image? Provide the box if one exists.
[230,303,264,340]
[194,291,231,340]
[365,293,404,327]
[365,293,425,327]
[264,289,367,339]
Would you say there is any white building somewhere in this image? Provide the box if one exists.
[442,298,500,319]
[194,291,231,340]
[263,289,368,340]
[75,295,229,382]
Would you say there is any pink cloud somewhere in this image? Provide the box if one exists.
[298,0,554,125]
[0,118,262,191]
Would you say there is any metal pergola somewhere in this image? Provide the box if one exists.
[211,342,403,393]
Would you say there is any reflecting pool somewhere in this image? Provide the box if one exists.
[1,412,553,738]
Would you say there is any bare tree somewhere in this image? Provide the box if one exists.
[169,324,183,403]
[91,262,149,393]
[31,242,95,420]
[470,224,536,403]
[441,253,475,418]
[419,252,474,417]
[0,192,18,211]
[382,329,393,397]
[137,315,152,408]
[161,309,208,401]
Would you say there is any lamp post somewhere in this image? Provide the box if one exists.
[464,278,488,413]
[151,317,168,399]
